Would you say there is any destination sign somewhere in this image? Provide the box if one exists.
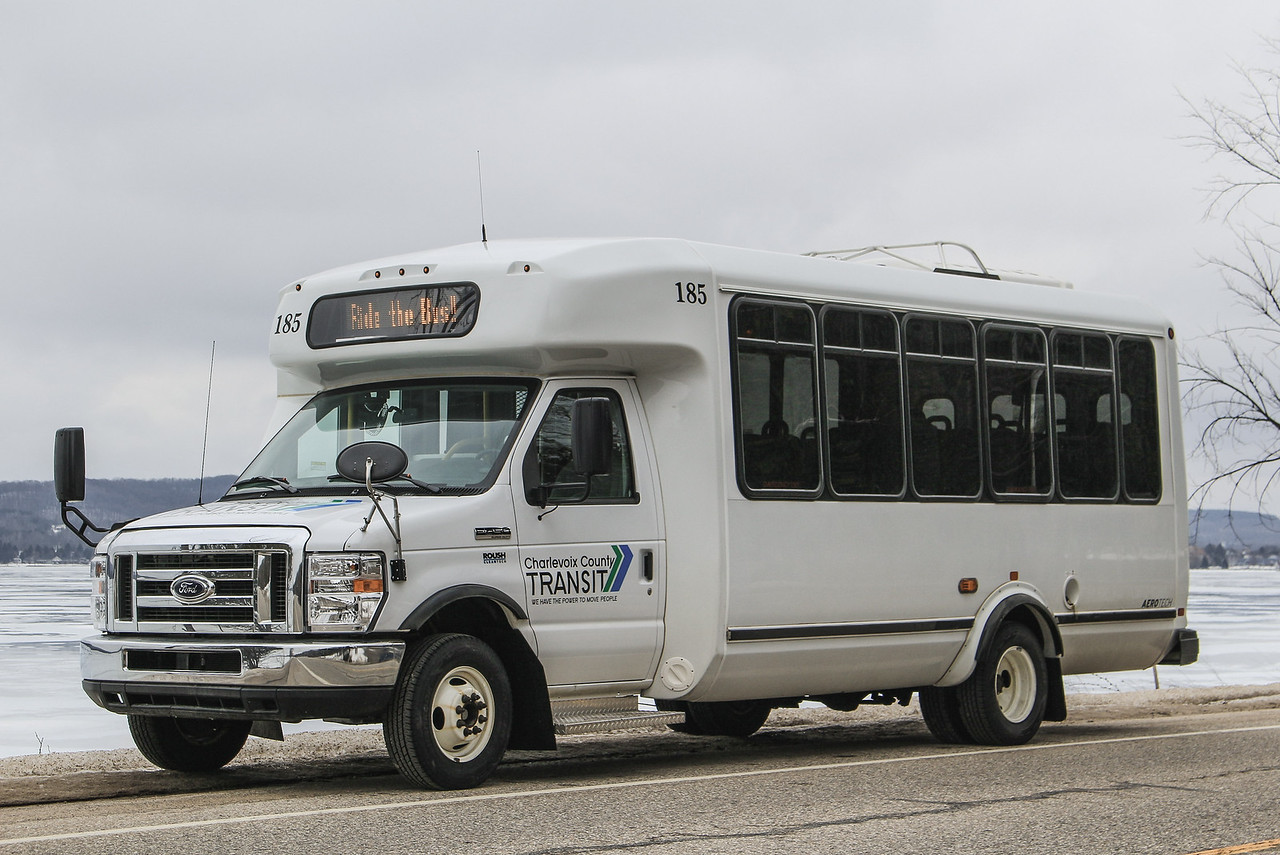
[307,283,479,348]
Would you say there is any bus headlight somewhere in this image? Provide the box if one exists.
[305,553,385,631]
[90,555,108,630]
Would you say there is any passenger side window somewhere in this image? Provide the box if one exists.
[1051,332,1118,499]
[733,300,821,495]
[523,389,637,505]
[1117,338,1162,501]
[821,308,905,496]
[905,317,981,498]
[983,325,1052,498]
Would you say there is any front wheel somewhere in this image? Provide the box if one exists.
[384,633,513,790]
[956,622,1047,745]
[127,715,250,772]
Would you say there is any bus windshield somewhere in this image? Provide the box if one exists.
[226,378,539,497]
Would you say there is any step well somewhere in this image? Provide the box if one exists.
[550,696,684,735]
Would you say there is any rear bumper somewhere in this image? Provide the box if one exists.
[81,635,404,723]
[1159,628,1200,667]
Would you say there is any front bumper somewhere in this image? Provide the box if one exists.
[81,635,405,723]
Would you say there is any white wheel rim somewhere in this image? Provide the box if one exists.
[429,665,494,762]
[994,645,1037,723]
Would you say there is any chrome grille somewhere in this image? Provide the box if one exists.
[119,547,293,630]
[115,554,134,621]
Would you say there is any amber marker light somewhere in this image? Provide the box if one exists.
[352,578,385,594]
[1009,571,1020,581]
[958,578,979,594]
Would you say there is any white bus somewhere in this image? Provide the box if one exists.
[56,238,1197,790]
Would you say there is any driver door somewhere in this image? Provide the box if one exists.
[512,380,665,687]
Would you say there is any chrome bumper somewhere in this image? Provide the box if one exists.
[81,635,404,722]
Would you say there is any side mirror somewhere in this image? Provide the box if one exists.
[335,441,410,485]
[54,427,86,503]
[571,397,612,477]
[54,426,114,546]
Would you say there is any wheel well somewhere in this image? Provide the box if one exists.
[995,602,1067,723]
[1003,604,1059,656]
[410,597,556,751]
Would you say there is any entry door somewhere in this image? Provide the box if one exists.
[512,380,664,687]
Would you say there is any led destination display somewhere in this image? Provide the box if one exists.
[307,283,479,348]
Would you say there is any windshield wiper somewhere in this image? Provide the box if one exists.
[328,473,443,494]
[230,476,299,494]
[388,474,443,494]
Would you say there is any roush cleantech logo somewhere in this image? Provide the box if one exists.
[525,545,634,604]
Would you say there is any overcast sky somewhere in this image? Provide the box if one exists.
[3,2,1278,510]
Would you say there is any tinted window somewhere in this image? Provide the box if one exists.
[734,300,821,494]
[1052,332,1118,499]
[905,317,980,498]
[984,326,1052,497]
[822,308,904,496]
[1118,338,1162,501]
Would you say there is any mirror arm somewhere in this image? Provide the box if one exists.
[60,503,110,548]
[359,457,406,575]
[534,475,594,521]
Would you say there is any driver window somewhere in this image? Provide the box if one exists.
[524,389,637,505]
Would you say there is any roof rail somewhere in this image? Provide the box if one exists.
[804,241,995,278]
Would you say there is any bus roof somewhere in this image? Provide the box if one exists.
[270,237,1172,390]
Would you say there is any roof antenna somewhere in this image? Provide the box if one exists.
[197,340,215,505]
[476,150,488,245]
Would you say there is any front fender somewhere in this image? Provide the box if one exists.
[935,583,1062,688]
[397,583,528,631]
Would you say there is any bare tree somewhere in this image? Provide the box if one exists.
[1183,39,1280,516]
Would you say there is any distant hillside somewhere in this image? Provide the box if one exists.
[5,480,1275,562]
[0,477,235,563]
[1188,508,1280,550]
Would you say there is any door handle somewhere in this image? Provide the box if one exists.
[642,549,654,582]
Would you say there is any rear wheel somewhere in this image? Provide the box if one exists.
[683,700,771,738]
[127,715,250,772]
[956,622,1047,745]
[384,633,512,790]
[918,686,972,744]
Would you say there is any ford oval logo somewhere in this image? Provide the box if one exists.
[171,574,216,604]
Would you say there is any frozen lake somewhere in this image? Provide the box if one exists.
[0,564,1277,758]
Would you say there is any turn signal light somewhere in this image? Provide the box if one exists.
[958,578,979,594]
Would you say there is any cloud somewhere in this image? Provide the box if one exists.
[2,0,1279,501]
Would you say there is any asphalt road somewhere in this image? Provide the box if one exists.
[2,701,1279,855]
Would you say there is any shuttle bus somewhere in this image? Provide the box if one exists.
[56,237,1197,789]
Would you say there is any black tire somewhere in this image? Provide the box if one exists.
[127,715,250,772]
[654,699,703,734]
[384,633,512,790]
[918,686,973,744]
[956,622,1047,745]
[683,700,771,738]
